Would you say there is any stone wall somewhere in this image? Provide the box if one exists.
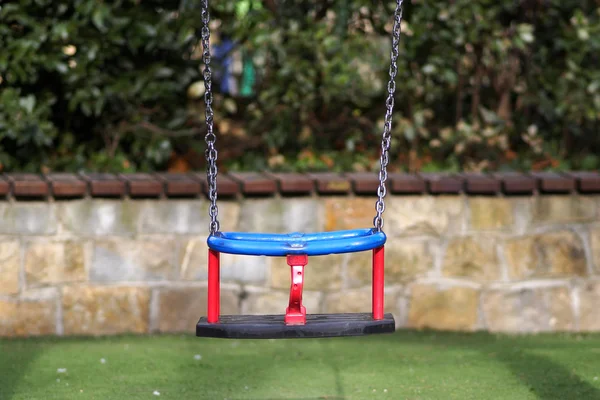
[1,184,599,337]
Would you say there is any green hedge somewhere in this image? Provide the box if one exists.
[1,1,599,173]
[0,0,201,172]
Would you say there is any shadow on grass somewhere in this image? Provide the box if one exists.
[390,329,600,400]
[324,339,345,400]
[497,349,600,400]
[0,338,45,400]
[176,330,600,400]
[176,336,348,400]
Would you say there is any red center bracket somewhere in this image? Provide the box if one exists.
[285,254,308,325]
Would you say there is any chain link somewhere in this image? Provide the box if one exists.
[373,0,404,232]
[201,0,220,234]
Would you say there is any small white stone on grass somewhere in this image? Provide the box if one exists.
[153,390,160,396]
[100,358,107,364]
[194,354,202,360]
[384,389,388,393]
[57,368,67,374]
[594,377,599,381]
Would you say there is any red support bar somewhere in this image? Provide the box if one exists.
[285,254,308,325]
[207,249,220,323]
[372,246,385,320]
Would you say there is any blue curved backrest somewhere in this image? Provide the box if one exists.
[207,229,386,256]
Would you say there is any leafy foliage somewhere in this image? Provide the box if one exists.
[0,0,202,172]
[1,0,599,172]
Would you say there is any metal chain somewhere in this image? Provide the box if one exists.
[373,0,404,232]
[200,0,403,234]
[201,0,220,234]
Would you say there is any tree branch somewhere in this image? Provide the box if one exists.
[263,0,278,15]
[471,60,484,124]
[455,59,464,124]
[119,120,202,138]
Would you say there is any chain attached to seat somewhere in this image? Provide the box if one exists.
[373,0,404,232]
[200,0,404,234]
[201,0,219,234]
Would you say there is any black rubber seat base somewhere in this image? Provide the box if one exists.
[196,313,395,339]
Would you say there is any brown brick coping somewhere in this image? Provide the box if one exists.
[0,171,598,199]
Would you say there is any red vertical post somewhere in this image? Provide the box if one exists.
[285,254,308,325]
[372,246,385,320]
[207,249,220,323]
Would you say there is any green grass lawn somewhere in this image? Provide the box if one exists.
[1,330,600,400]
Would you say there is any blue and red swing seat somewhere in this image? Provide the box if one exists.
[196,228,396,339]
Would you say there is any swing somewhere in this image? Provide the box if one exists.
[196,0,404,339]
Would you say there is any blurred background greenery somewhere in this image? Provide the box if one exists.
[0,0,599,173]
